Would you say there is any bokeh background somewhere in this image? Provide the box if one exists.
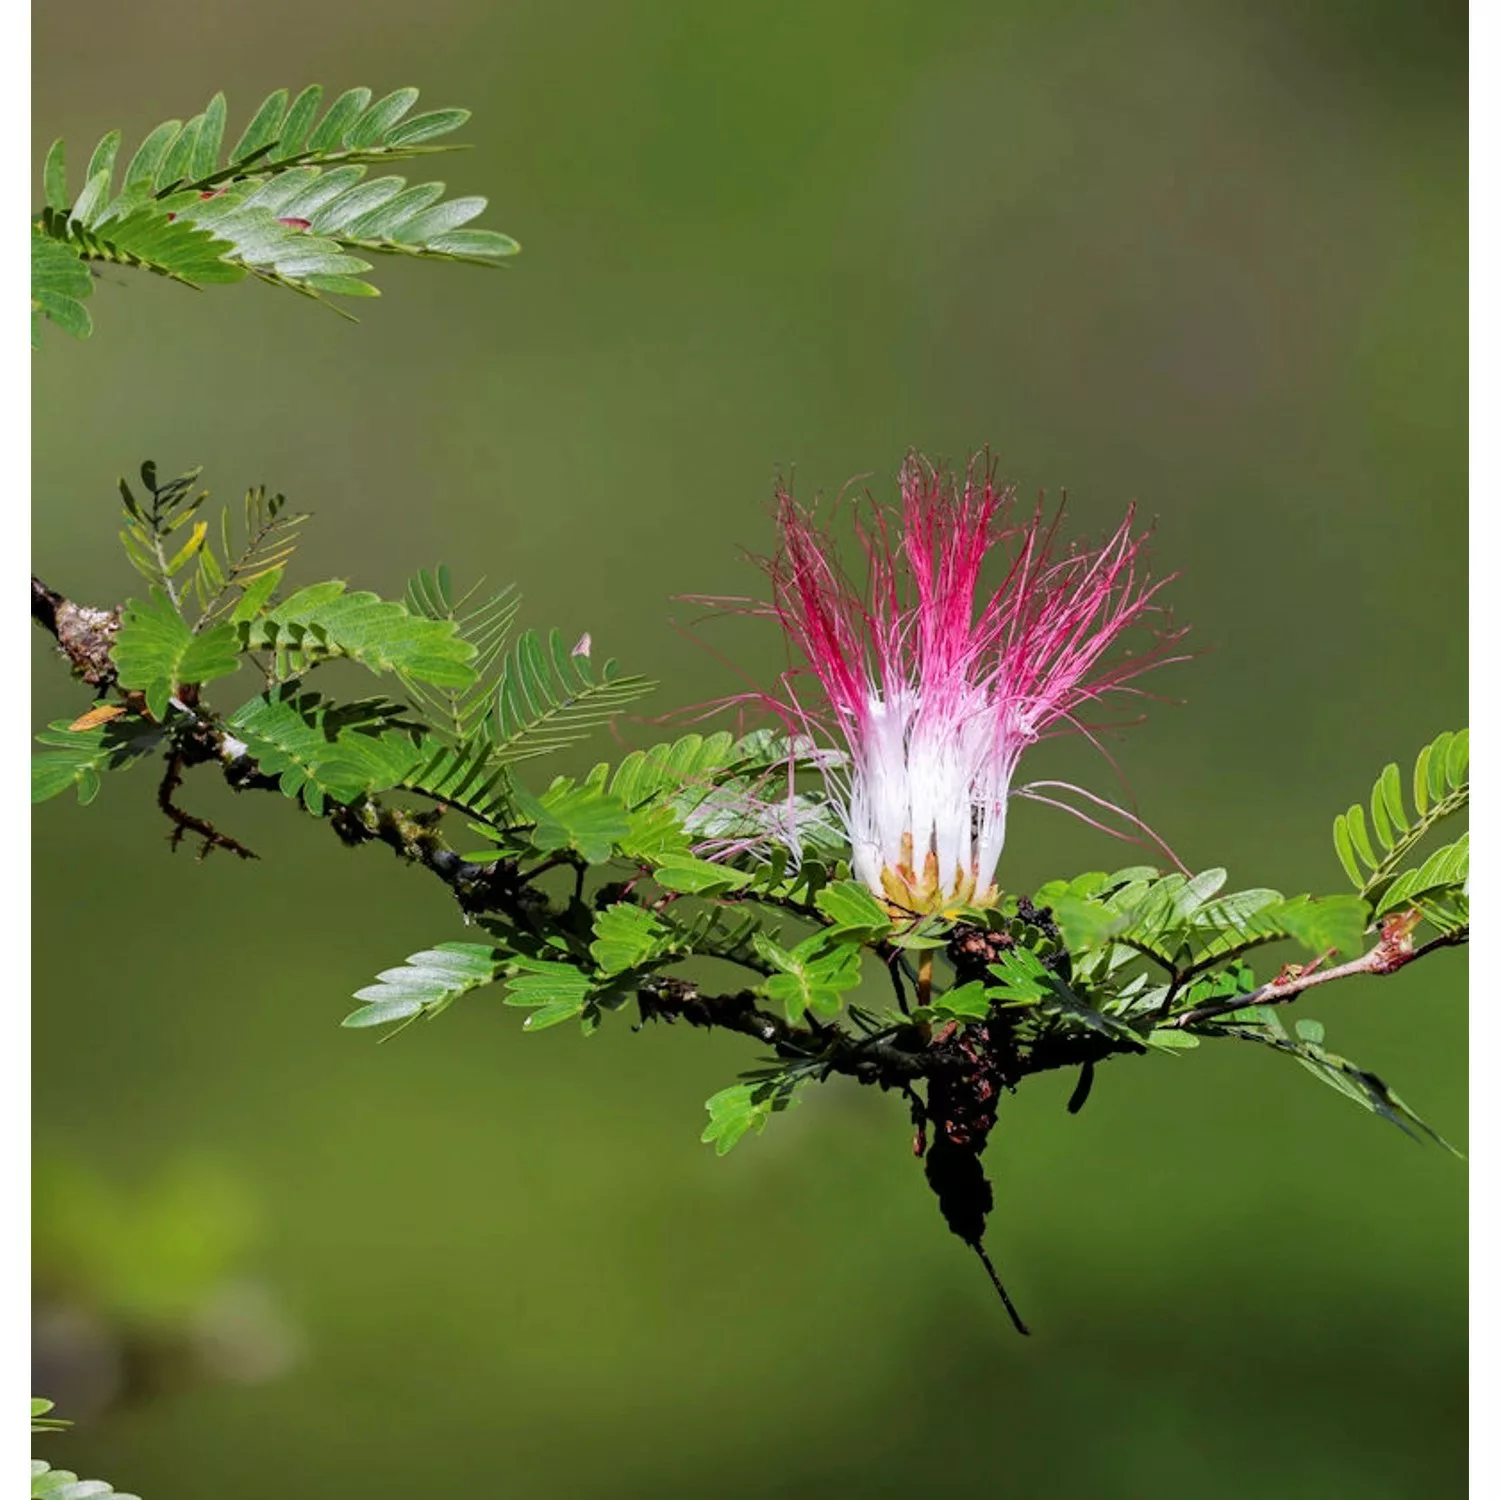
[32,2,1466,1496]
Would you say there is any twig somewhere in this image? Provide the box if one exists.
[156,753,257,860]
[1165,920,1467,1029]
[881,943,910,1015]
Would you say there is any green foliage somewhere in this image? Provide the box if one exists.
[1333,728,1468,917]
[502,957,595,1031]
[513,775,634,863]
[485,629,655,766]
[401,738,516,826]
[32,1458,140,1500]
[116,462,211,600]
[919,980,992,1023]
[589,903,679,976]
[32,716,162,805]
[31,1399,133,1497]
[198,493,304,626]
[403,566,520,741]
[1378,833,1470,932]
[1270,893,1371,957]
[1034,867,1371,982]
[652,853,753,895]
[114,460,306,631]
[1207,1007,1459,1153]
[67,480,658,844]
[701,1076,802,1155]
[344,899,764,1039]
[229,688,425,815]
[31,1400,70,1435]
[399,572,653,825]
[986,944,1142,1043]
[814,880,895,941]
[112,588,242,719]
[33,85,518,339]
[30,231,92,345]
[343,942,506,1031]
[243,581,478,687]
[752,929,864,1024]
[606,730,741,808]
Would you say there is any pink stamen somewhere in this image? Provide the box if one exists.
[706,453,1186,909]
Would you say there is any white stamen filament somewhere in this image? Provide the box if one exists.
[846,690,1028,911]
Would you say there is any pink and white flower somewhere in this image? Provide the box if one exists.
[743,454,1183,915]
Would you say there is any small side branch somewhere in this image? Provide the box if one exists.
[156,754,257,860]
[1165,917,1468,1030]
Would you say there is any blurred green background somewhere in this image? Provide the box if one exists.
[32,1,1466,1496]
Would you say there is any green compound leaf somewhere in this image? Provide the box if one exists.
[1377,833,1469,917]
[400,578,655,840]
[589,904,679,976]
[1332,729,1468,906]
[615,802,694,864]
[151,187,374,297]
[244,580,477,687]
[701,1079,801,1156]
[402,568,520,741]
[985,946,1056,1003]
[653,853,753,896]
[42,202,242,285]
[343,942,505,1031]
[31,1398,71,1435]
[753,931,863,1024]
[485,628,655,767]
[916,980,991,1024]
[606,730,741,809]
[814,880,894,941]
[1211,1007,1460,1154]
[402,739,514,826]
[33,84,516,330]
[502,958,593,1031]
[1049,867,1378,980]
[53,85,479,203]
[984,945,1142,1043]
[32,715,163,805]
[1271,893,1371,959]
[513,776,632,864]
[112,586,241,718]
[43,140,68,210]
[32,1458,139,1499]
[30,231,93,345]
[701,1083,773,1155]
[250,170,517,264]
[229,687,425,815]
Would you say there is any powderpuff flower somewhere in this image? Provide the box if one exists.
[742,455,1184,916]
